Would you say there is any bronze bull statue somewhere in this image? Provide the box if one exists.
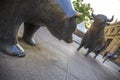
[77,12,114,57]
[0,0,82,57]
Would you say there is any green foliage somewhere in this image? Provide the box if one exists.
[73,0,92,27]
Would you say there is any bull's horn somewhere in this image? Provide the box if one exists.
[91,9,96,18]
[107,15,114,22]
[74,12,82,18]
[92,12,96,18]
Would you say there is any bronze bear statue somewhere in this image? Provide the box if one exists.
[0,0,82,57]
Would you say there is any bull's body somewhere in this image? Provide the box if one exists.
[77,14,113,57]
[0,0,81,57]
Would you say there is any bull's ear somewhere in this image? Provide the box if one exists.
[107,15,114,22]
[106,23,110,26]
[74,12,82,18]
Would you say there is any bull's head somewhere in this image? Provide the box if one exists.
[40,0,82,43]
[92,12,114,25]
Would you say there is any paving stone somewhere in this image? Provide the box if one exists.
[0,27,120,80]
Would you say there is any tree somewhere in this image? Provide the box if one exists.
[73,0,92,27]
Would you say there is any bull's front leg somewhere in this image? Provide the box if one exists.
[84,50,91,57]
[77,42,84,51]
[77,45,82,51]
[94,50,100,59]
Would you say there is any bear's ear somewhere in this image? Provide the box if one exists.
[74,12,82,18]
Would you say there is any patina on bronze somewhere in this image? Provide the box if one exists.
[0,0,82,57]
[77,12,114,57]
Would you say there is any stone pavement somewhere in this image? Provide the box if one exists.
[0,26,120,80]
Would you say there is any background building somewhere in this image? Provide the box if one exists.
[104,21,120,65]
[74,22,87,38]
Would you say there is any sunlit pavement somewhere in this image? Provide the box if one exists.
[0,26,120,80]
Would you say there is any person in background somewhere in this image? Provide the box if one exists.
[103,53,115,63]
[103,50,110,58]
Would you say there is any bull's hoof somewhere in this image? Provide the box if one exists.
[77,47,81,51]
[23,37,36,46]
[77,48,80,51]
[84,54,88,57]
[0,44,25,57]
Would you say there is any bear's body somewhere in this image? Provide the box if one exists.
[0,0,81,57]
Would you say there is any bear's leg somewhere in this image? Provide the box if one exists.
[0,23,25,57]
[23,22,40,46]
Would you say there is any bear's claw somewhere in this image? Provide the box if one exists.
[0,44,25,57]
[23,37,36,46]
